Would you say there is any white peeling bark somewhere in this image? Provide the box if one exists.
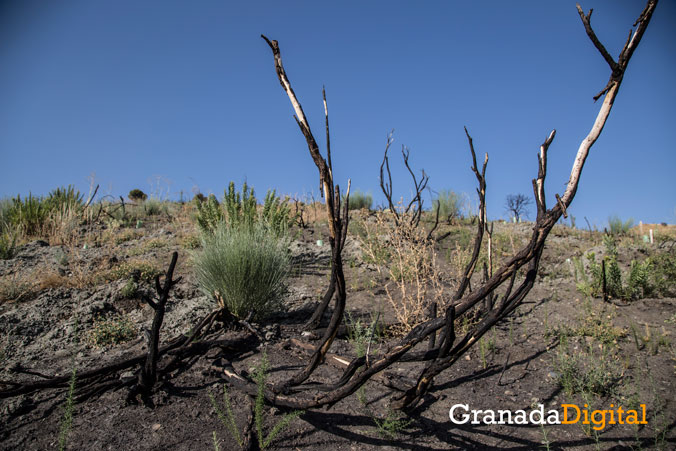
[561,83,619,206]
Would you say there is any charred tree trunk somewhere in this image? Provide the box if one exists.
[128,252,181,405]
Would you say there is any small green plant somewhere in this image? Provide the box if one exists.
[144,238,167,250]
[345,189,373,211]
[607,215,634,236]
[478,335,496,370]
[109,260,162,283]
[85,314,136,348]
[345,311,381,358]
[211,354,303,449]
[433,189,463,224]
[181,234,201,249]
[10,193,51,236]
[373,409,413,439]
[209,385,243,448]
[574,235,624,299]
[193,221,291,320]
[128,189,148,202]
[120,279,138,298]
[532,400,552,450]
[0,198,13,231]
[627,258,653,299]
[196,183,292,236]
[553,337,620,397]
[260,190,292,236]
[47,185,84,212]
[0,231,17,260]
[224,181,258,230]
[651,252,676,297]
[195,194,223,234]
[142,198,165,216]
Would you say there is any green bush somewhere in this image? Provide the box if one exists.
[142,198,166,216]
[195,182,291,236]
[47,185,84,211]
[0,198,12,232]
[345,190,372,211]
[193,222,290,319]
[651,253,676,297]
[195,194,223,234]
[607,215,634,236]
[224,181,258,230]
[0,231,17,260]
[10,193,51,236]
[128,189,148,202]
[433,189,462,223]
[260,190,292,235]
[2,187,84,238]
[627,259,653,300]
[575,234,675,300]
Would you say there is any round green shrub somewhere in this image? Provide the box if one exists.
[128,189,148,202]
[193,222,290,320]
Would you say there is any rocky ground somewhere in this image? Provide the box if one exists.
[1,206,675,450]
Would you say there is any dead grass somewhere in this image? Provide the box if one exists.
[359,209,444,334]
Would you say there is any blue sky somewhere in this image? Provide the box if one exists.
[1,0,674,227]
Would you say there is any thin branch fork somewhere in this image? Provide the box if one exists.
[379,132,429,228]
[562,0,656,205]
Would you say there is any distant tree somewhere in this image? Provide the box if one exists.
[505,194,532,222]
[128,189,147,202]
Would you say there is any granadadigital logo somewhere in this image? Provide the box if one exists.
[449,403,648,431]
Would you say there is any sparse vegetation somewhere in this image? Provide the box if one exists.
[608,215,634,236]
[345,189,373,211]
[359,209,442,334]
[574,234,676,300]
[0,230,17,260]
[211,353,303,449]
[433,189,463,224]
[84,314,137,348]
[110,260,163,283]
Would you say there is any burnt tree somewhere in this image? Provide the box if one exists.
[505,193,532,222]
[220,0,658,412]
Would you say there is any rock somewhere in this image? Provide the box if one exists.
[2,395,34,417]
[120,371,135,379]
[152,423,162,432]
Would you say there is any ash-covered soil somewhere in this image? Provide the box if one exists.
[1,209,675,450]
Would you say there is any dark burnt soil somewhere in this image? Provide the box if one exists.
[1,213,675,450]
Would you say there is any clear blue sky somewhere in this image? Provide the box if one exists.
[1,0,674,227]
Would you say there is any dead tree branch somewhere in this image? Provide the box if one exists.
[223,0,658,413]
[261,35,351,387]
[127,251,181,405]
[379,132,429,228]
